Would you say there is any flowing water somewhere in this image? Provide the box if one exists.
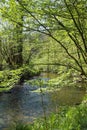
[0,73,86,130]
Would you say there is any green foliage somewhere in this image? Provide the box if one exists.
[0,0,87,76]
[48,69,75,88]
[8,122,30,130]
[0,68,22,92]
[0,1,87,129]
[47,67,87,89]
[58,104,87,130]
[0,66,39,92]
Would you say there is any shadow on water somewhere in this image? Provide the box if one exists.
[0,73,86,130]
[0,84,51,130]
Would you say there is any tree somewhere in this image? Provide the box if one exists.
[17,0,87,76]
[0,0,24,68]
[0,0,87,76]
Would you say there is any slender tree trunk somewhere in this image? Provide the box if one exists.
[15,22,23,66]
[11,16,24,67]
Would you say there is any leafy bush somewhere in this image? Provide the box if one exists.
[58,104,87,130]
[8,122,31,130]
[0,66,40,92]
[48,69,87,89]
[0,69,22,92]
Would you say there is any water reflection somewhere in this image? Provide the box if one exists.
[40,72,58,79]
[49,87,86,110]
[0,84,51,130]
[0,73,86,130]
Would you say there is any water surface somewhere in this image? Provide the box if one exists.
[0,73,86,130]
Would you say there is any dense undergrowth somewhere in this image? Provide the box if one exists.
[0,66,39,92]
[0,64,87,92]
[26,68,87,93]
[48,70,87,88]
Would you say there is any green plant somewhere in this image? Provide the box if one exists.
[8,122,31,130]
[0,66,40,92]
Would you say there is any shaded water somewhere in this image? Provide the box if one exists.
[0,73,86,130]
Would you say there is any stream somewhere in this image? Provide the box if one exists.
[0,73,86,130]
